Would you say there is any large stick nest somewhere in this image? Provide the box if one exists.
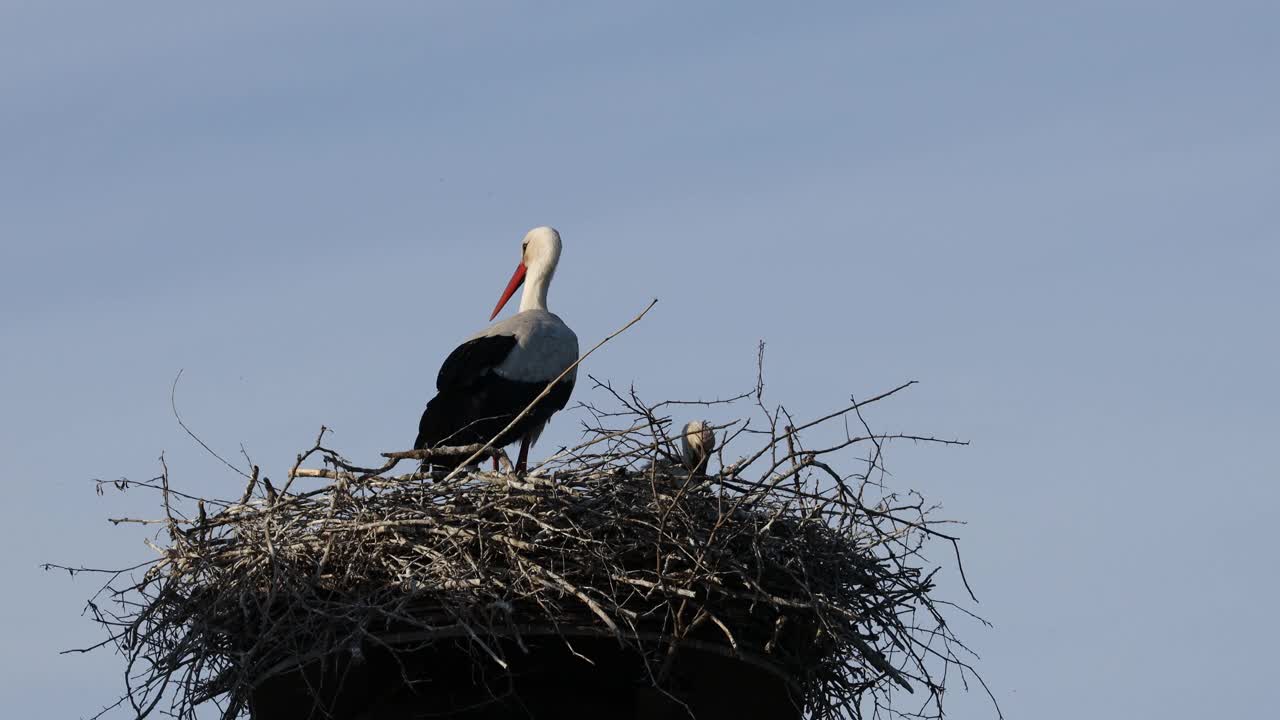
[62,376,992,720]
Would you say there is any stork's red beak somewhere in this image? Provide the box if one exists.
[490,263,527,320]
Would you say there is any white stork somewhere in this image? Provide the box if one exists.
[415,227,579,474]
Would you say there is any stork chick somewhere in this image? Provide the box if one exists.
[680,420,717,475]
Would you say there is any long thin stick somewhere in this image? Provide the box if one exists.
[170,370,251,479]
[440,298,659,483]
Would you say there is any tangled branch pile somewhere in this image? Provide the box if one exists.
[64,377,990,720]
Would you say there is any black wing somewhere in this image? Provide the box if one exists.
[436,334,518,391]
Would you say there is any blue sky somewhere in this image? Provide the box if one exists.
[2,2,1277,717]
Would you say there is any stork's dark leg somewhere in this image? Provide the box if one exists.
[492,454,500,472]
[516,435,531,475]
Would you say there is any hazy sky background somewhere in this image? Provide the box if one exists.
[3,2,1277,718]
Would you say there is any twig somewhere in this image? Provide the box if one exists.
[170,369,250,479]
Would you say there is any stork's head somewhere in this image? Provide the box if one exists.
[521,226,562,273]
[491,226,563,320]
